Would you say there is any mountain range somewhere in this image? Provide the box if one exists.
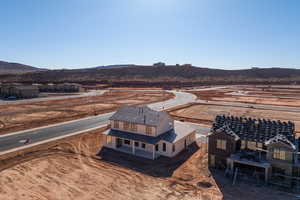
[0,61,46,74]
[0,60,299,86]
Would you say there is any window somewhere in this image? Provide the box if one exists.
[142,143,146,149]
[216,139,226,150]
[257,142,263,149]
[273,148,286,160]
[134,141,139,147]
[163,143,166,152]
[124,139,130,145]
[106,135,112,144]
[155,144,159,151]
[210,155,215,167]
[130,123,137,131]
[241,140,246,149]
[247,141,256,150]
[123,122,130,130]
[146,126,152,135]
[113,121,119,129]
[172,144,175,152]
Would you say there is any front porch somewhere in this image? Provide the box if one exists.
[227,152,271,182]
[112,137,159,160]
[116,145,159,160]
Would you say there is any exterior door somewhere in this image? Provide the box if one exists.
[116,138,122,148]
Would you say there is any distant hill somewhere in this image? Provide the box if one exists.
[1,64,300,86]
[92,64,136,69]
[0,61,46,74]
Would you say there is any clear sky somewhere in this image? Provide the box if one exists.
[0,0,299,69]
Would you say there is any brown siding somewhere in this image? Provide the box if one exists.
[208,131,237,167]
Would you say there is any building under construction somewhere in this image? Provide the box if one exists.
[208,115,300,191]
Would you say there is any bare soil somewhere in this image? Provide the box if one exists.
[0,90,173,135]
[170,104,300,133]
[0,130,295,200]
[0,128,222,200]
[190,85,300,107]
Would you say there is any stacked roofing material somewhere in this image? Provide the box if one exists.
[212,115,295,147]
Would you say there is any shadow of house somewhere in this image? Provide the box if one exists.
[97,142,199,177]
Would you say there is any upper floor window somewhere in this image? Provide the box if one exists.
[247,141,257,150]
[241,140,246,149]
[146,126,152,135]
[216,139,226,150]
[123,122,130,131]
[130,123,137,132]
[114,121,119,129]
[273,148,286,160]
[106,135,112,144]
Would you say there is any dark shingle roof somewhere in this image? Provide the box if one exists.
[109,105,171,126]
[212,115,295,145]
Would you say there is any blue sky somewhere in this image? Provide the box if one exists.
[0,0,299,69]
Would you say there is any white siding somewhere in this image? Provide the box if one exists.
[110,120,158,136]
[157,116,174,136]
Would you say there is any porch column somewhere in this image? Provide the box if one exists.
[152,144,155,160]
[265,167,270,182]
[132,140,135,155]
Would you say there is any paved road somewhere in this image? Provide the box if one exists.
[0,90,106,105]
[0,91,203,153]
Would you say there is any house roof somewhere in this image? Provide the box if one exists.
[212,115,295,146]
[109,105,171,126]
[215,123,240,141]
[103,121,195,144]
[265,134,296,150]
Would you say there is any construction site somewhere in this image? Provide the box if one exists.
[0,85,300,199]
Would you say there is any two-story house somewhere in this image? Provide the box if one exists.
[208,115,298,183]
[103,105,196,159]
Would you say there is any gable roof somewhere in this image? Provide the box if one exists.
[265,134,296,150]
[212,115,295,145]
[214,123,240,141]
[109,105,172,126]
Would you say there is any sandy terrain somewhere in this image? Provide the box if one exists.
[0,90,173,135]
[190,85,300,107]
[0,128,222,200]
[213,96,300,107]
[170,104,300,133]
[0,130,295,200]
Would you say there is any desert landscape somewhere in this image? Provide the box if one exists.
[0,85,299,200]
[0,89,173,134]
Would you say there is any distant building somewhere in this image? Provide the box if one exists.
[153,62,166,67]
[208,115,300,186]
[0,84,39,99]
[103,105,196,160]
[38,83,83,93]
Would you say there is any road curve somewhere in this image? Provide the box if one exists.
[0,91,197,153]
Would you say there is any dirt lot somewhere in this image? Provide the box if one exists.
[0,130,296,200]
[170,104,300,133]
[0,90,173,135]
[0,127,222,200]
[190,85,300,107]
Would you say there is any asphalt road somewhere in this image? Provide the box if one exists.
[0,91,203,153]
